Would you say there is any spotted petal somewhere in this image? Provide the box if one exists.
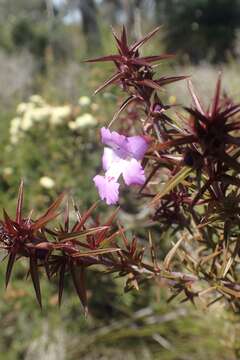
[93,175,120,205]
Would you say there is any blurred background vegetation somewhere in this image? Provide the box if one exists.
[0,0,240,359]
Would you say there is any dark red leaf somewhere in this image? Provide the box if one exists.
[5,252,16,288]
[3,209,15,233]
[187,80,205,115]
[30,255,42,308]
[219,104,240,120]
[157,75,189,86]
[95,207,119,245]
[130,26,161,52]
[64,200,69,232]
[211,73,222,118]
[58,262,66,307]
[109,96,136,128]
[32,193,65,230]
[141,54,175,62]
[136,79,163,91]
[73,201,99,232]
[84,54,122,63]
[94,72,122,94]
[152,135,196,151]
[70,264,88,315]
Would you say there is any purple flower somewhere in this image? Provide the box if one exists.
[93,127,148,205]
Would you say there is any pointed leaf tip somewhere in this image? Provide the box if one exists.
[5,252,16,288]
[16,180,24,224]
[70,264,88,314]
[30,255,42,308]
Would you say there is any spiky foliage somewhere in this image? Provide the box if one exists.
[2,26,240,312]
[0,182,212,312]
[86,26,186,127]
[0,182,162,312]
[87,26,240,309]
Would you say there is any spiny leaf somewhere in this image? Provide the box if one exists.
[58,226,109,242]
[156,75,189,86]
[148,231,158,269]
[118,223,129,249]
[131,26,162,52]
[121,25,128,51]
[207,295,224,308]
[3,209,15,233]
[218,285,240,298]
[100,228,125,247]
[222,257,233,278]
[72,247,121,258]
[136,79,164,91]
[95,207,119,245]
[73,201,99,232]
[32,211,61,231]
[198,250,222,266]
[108,96,136,128]
[152,135,195,152]
[141,54,175,62]
[94,72,122,94]
[42,192,65,218]
[70,264,88,316]
[5,252,16,288]
[32,192,65,230]
[111,27,124,53]
[188,80,205,115]
[150,166,192,206]
[58,262,66,307]
[163,237,184,270]
[16,180,24,224]
[84,54,122,63]
[29,255,42,308]
[220,103,240,119]
[211,72,222,117]
[64,200,69,232]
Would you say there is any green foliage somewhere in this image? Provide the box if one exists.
[161,0,240,63]
[0,96,102,213]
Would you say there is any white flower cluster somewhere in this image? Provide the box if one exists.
[39,176,55,189]
[68,96,98,131]
[10,95,98,144]
[68,113,97,131]
[78,96,91,107]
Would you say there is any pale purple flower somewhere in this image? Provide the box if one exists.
[93,127,148,205]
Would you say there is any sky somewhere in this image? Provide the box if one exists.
[51,0,104,24]
[52,0,65,6]
[52,0,81,23]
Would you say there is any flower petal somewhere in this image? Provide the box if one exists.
[122,159,146,186]
[101,127,128,158]
[93,175,120,205]
[100,127,148,160]
[102,147,120,171]
[127,136,148,160]
[105,160,124,180]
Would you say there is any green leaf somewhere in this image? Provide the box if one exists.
[72,247,120,257]
[150,166,192,206]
